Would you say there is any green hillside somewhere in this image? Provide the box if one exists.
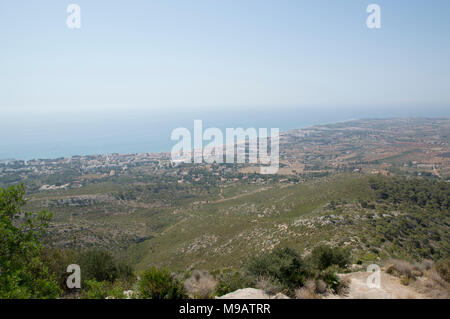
[128,174,449,272]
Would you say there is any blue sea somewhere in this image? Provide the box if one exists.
[1,105,448,160]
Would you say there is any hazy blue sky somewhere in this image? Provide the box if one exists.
[1,0,450,113]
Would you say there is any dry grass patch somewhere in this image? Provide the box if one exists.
[295,280,321,299]
[184,270,217,299]
[255,276,283,296]
[386,258,450,298]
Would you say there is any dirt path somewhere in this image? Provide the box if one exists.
[190,186,273,208]
[327,272,429,299]
[210,187,272,204]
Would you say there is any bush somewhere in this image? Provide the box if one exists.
[77,249,134,284]
[419,259,434,271]
[215,270,248,297]
[314,279,328,294]
[246,247,311,292]
[255,276,283,296]
[295,288,319,299]
[294,280,321,299]
[81,280,126,299]
[138,267,186,299]
[310,245,351,271]
[434,259,450,283]
[184,270,217,299]
[385,259,423,286]
[77,249,119,283]
[82,280,110,299]
[319,265,341,293]
[41,248,78,292]
[386,259,414,278]
[115,258,136,283]
[335,277,350,295]
[400,275,413,286]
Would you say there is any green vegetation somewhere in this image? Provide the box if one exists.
[362,176,450,260]
[246,247,310,291]
[0,185,60,298]
[214,270,249,296]
[1,118,449,298]
[369,176,449,211]
[81,279,127,299]
[137,267,186,299]
[244,245,350,296]
[40,247,78,293]
[77,248,134,284]
[435,259,450,283]
[309,245,351,271]
[130,174,372,271]
[1,170,449,298]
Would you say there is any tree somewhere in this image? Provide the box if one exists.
[0,184,60,298]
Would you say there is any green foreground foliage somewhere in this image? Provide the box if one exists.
[138,267,186,299]
[0,185,60,298]
[246,247,311,290]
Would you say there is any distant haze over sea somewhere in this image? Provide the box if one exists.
[1,105,449,161]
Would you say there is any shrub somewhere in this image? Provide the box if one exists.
[420,259,434,271]
[41,248,78,292]
[294,280,320,299]
[386,259,414,278]
[184,270,217,299]
[427,269,448,291]
[434,259,450,283]
[138,267,186,299]
[319,265,341,293]
[295,287,318,299]
[310,245,351,271]
[77,249,119,283]
[255,276,283,296]
[314,279,328,294]
[115,258,136,283]
[77,249,135,285]
[215,270,248,297]
[335,277,350,295]
[385,259,423,286]
[400,275,413,286]
[82,280,109,299]
[246,247,311,291]
[81,280,126,299]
